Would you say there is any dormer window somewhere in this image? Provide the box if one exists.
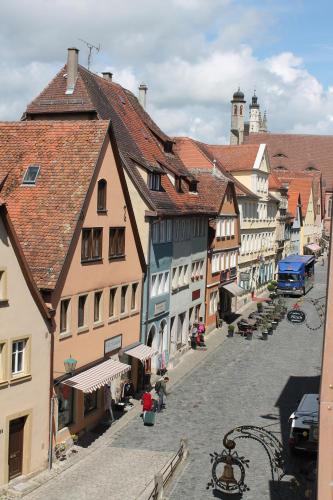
[175,176,182,193]
[97,179,107,212]
[148,172,161,191]
[305,166,318,172]
[189,180,198,193]
[274,165,288,171]
[22,165,40,185]
[164,141,173,154]
[273,152,287,158]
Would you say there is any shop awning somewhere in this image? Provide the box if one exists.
[124,343,158,362]
[220,282,244,297]
[62,359,131,393]
[306,243,321,252]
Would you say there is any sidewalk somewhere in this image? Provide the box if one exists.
[3,296,263,500]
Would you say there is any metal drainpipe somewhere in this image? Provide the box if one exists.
[141,220,152,388]
[143,220,152,345]
[48,395,55,470]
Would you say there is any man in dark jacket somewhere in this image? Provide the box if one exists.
[155,376,169,411]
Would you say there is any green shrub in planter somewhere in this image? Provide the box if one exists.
[257,302,263,312]
[228,324,235,337]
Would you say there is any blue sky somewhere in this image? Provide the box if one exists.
[0,0,332,142]
[251,0,333,87]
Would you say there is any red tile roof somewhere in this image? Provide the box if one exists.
[175,137,258,200]
[0,202,51,320]
[269,172,282,190]
[287,187,301,219]
[245,133,325,205]
[290,177,314,215]
[205,144,260,171]
[0,120,109,289]
[25,65,209,216]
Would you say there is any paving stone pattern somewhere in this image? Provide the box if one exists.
[26,263,326,500]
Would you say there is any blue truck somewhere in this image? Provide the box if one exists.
[277,255,315,296]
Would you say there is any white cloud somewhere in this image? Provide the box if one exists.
[0,0,332,143]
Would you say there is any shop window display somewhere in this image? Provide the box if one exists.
[57,384,74,430]
[84,390,98,415]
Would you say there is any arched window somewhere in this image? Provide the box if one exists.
[97,179,107,212]
[233,105,237,115]
[147,325,156,347]
[159,319,167,353]
[240,105,243,116]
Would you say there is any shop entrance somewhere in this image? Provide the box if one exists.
[219,288,232,317]
[8,416,25,481]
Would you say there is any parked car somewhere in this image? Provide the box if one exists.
[288,393,319,453]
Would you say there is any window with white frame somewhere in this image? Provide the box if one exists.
[212,254,220,273]
[231,219,235,236]
[0,342,6,382]
[209,291,218,315]
[172,267,178,289]
[178,266,184,287]
[60,298,71,334]
[200,260,204,277]
[12,339,27,375]
[157,273,165,296]
[216,219,221,238]
[0,269,7,302]
[94,291,103,322]
[148,172,161,191]
[183,265,189,285]
[151,271,169,297]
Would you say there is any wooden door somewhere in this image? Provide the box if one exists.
[8,417,25,480]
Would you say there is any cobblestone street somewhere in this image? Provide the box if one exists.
[25,263,326,500]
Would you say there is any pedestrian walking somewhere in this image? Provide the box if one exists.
[141,391,153,418]
[155,376,169,412]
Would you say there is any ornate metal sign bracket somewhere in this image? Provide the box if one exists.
[207,425,286,495]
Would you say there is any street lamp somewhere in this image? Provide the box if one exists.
[64,354,77,374]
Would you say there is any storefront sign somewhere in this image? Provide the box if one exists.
[287,309,306,324]
[192,289,200,301]
[239,272,250,281]
[154,301,166,315]
[104,334,122,355]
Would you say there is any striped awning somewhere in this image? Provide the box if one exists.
[62,359,131,393]
[125,343,158,362]
[219,282,244,297]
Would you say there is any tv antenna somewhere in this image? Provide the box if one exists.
[78,39,101,70]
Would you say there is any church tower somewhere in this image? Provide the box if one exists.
[249,91,260,133]
[259,110,268,133]
[230,88,246,145]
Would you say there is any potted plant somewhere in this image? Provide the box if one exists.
[257,302,263,313]
[54,441,67,461]
[267,320,273,335]
[246,328,253,340]
[228,324,235,337]
[261,320,268,340]
[267,280,278,301]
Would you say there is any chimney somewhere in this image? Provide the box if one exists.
[102,72,113,82]
[66,47,79,95]
[138,83,148,109]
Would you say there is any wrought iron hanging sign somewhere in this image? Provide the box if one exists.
[286,309,306,324]
[207,425,285,495]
